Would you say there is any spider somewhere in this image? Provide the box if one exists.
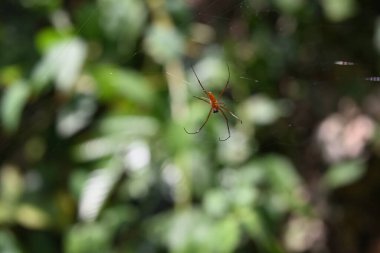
[184,65,242,141]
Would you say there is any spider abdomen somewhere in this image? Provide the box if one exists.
[207,91,219,112]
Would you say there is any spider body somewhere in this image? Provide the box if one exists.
[184,65,242,141]
[207,91,219,113]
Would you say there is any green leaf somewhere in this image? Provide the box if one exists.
[0,66,22,86]
[31,38,87,93]
[98,0,146,47]
[163,209,214,252]
[1,81,31,133]
[98,115,159,136]
[0,230,22,253]
[15,204,51,229]
[144,24,185,64]
[0,165,24,203]
[212,216,240,253]
[65,223,111,253]
[242,95,284,125]
[203,189,229,217]
[92,64,155,106]
[323,160,366,190]
[20,0,61,11]
[100,205,137,232]
[78,164,123,221]
[274,0,304,13]
[73,116,158,162]
[230,186,257,208]
[35,28,72,54]
[238,208,285,253]
[261,155,308,214]
[263,155,300,192]
[321,0,357,22]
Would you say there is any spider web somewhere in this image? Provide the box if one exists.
[2,0,379,151]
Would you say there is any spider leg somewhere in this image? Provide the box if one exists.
[193,96,210,104]
[218,108,230,141]
[184,108,213,134]
[191,66,208,96]
[220,105,242,124]
[218,64,230,99]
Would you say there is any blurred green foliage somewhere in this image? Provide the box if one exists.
[1,0,380,252]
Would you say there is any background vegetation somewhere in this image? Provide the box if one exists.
[1,0,380,252]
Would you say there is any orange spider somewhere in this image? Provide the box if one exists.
[184,65,242,141]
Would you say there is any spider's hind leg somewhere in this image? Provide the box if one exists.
[218,108,230,141]
[184,108,213,134]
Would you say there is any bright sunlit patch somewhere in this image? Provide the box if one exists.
[32,38,87,93]
[162,162,182,187]
[161,162,183,201]
[123,141,151,172]
[334,60,355,65]
[75,137,116,162]
[78,168,120,222]
[57,96,97,137]
[242,95,283,125]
